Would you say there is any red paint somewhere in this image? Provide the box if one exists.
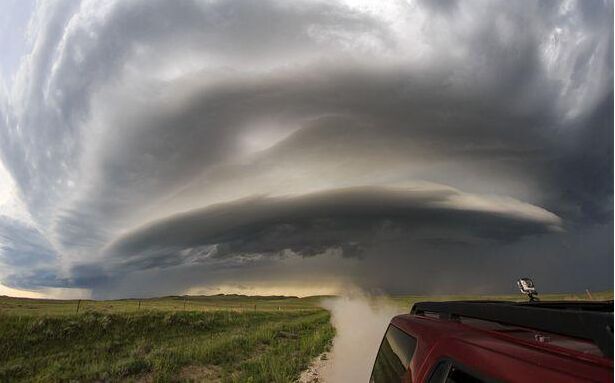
[390,313,613,382]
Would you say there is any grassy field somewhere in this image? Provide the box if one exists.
[0,295,326,316]
[0,291,611,382]
[0,295,334,383]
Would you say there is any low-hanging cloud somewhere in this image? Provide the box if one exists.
[52,183,562,292]
[104,184,562,268]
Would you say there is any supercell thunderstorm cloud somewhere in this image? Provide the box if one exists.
[0,0,612,298]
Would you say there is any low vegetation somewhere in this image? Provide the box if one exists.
[0,295,334,382]
[0,294,326,316]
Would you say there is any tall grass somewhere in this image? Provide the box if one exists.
[0,309,334,382]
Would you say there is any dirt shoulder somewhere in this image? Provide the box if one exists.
[297,352,332,383]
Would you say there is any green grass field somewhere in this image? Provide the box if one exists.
[0,295,334,383]
[0,295,326,316]
[0,291,611,382]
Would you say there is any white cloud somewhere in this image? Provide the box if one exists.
[0,159,32,224]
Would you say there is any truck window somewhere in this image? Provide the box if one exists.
[446,366,484,383]
[370,324,417,383]
[427,361,451,383]
[427,360,487,383]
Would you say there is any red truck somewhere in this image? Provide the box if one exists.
[370,296,613,382]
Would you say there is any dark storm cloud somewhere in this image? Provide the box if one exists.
[6,0,390,253]
[98,185,561,274]
[545,92,614,224]
[0,0,611,296]
[54,63,560,250]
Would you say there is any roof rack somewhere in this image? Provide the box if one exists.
[411,300,614,358]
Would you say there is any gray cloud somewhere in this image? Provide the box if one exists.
[85,185,562,283]
[0,0,611,296]
[0,217,56,268]
[0,217,66,290]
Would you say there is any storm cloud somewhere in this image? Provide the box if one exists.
[0,0,611,297]
[99,184,561,270]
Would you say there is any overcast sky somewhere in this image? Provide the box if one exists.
[0,0,612,299]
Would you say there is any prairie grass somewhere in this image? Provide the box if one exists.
[0,296,334,382]
[0,295,325,316]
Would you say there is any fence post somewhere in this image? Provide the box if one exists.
[138,300,141,310]
[76,299,81,314]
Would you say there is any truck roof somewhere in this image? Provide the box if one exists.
[391,300,613,382]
